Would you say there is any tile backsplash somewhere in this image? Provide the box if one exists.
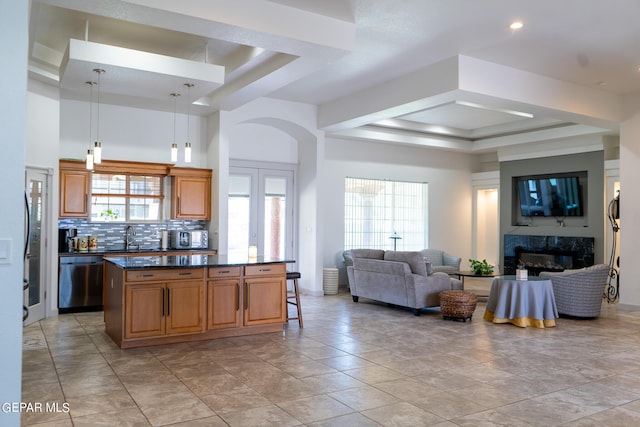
[58,219,208,252]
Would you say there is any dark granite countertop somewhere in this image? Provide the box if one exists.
[104,255,294,269]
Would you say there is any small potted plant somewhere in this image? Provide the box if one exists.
[469,258,494,275]
[99,209,119,221]
[516,264,528,280]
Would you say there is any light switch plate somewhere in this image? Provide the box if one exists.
[0,239,11,264]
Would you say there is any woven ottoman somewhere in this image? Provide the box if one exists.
[439,290,478,322]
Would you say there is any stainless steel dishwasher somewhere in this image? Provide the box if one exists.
[58,255,103,312]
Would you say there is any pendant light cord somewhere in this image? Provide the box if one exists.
[95,69,102,142]
[186,83,192,142]
[172,92,179,143]
[88,81,94,150]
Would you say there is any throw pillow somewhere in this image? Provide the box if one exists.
[425,260,434,275]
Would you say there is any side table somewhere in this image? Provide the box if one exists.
[484,276,558,328]
[454,271,500,296]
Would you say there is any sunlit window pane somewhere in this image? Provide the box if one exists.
[92,196,126,222]
[91,173,163,222]
[228,196,250,259]
[130,197,161,221]
[344,177,428,251]
[130,175,162,195]
[264,177,286,260]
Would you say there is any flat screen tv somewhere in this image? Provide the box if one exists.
[516,175,583,217]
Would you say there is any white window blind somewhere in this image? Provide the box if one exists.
[344,177,428,251]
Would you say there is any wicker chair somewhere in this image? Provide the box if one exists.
[539,264,610,318]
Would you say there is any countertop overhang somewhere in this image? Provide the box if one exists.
[104,255,294,269]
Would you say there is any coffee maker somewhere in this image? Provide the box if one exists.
[58,228,77,252]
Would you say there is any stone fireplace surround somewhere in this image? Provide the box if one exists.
[504,234,595,276]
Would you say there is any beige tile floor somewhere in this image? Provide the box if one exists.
[21,286,640,427]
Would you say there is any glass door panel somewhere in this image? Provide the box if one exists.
[263,177,287,260]
[228,171,257,259]
[25,168,48,325]
[229,166,294,262]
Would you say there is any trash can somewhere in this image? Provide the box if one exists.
[323,267,339,295]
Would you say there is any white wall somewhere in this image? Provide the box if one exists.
[27,80,60,168]
[0,1,27,425]
[26,79,61,317]
[215,98,324,294]
[228,122,298,163]
[323,137,475,282]
[620,111,640,306]
[475,189,499,267]
[59,99,207,168]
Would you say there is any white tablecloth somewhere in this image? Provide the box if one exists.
[484,276,558,328]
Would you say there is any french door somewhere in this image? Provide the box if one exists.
[24,168,50,325]
[228,165,294,261]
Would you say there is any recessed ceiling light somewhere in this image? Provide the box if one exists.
[596,81,608,86]
[510,21,524,30]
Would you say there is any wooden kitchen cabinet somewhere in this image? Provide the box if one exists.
[123,269,205,339]
[207,266,242,330]
[243,264,286,326]
[59,161,90,217]
[169,167,212,220]
[165,280,206,335]
[125,283,165,338]
[105,259,289,349]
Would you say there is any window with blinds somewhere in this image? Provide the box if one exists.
[91,173,164,222]
[344,177,428,251]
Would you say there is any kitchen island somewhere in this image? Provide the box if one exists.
[104,254,293,348]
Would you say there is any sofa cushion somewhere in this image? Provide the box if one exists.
[343,249,385,267]
[384,251,428,276]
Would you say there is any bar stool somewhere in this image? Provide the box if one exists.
[286,271,303,328]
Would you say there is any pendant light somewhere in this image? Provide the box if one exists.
[93,68,105,164]
[170,92,180,162]
[85,80,96,170]
[184,83,194,163]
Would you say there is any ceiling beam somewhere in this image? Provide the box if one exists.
[318,55,623,135]
[329,125,474,152]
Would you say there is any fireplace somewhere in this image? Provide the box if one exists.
[516,250,575,276]
[504,235,594,276]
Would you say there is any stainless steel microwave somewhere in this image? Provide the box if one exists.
[169,230,208,249]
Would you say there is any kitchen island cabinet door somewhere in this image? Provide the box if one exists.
[244,276,286,326]
[207,279,241,330]
[125,283,165,339]
[165,280,206,335]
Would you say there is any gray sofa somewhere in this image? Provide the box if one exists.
[420,249,461,274]
[344,250,462,315]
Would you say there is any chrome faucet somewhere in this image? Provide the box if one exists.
[125,225,137,251]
